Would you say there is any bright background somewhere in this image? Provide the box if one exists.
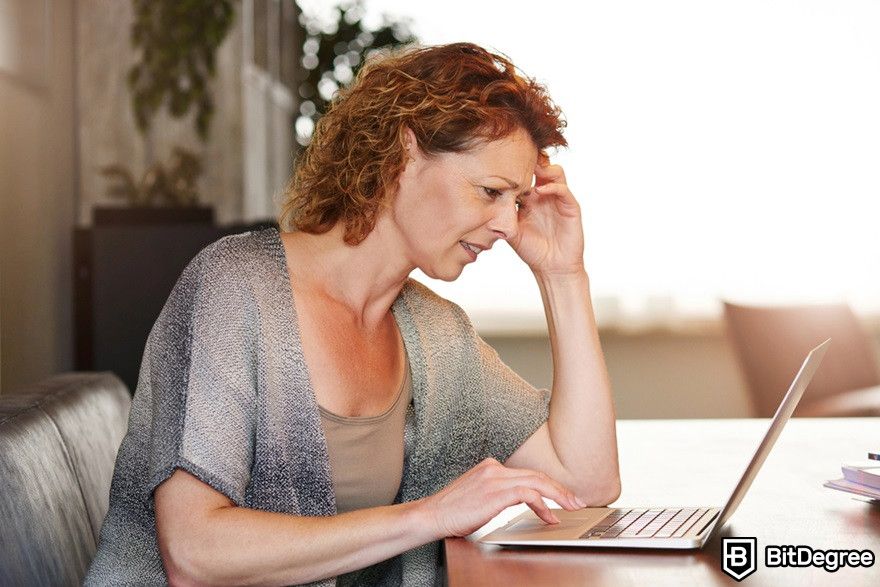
[304,0,880,332]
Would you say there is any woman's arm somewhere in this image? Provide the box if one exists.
[155,461,583,586]
[504,157,620,505]
[505,269,620,505]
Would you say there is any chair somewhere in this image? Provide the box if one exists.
[0,372,131,586]
[723,302,880,417]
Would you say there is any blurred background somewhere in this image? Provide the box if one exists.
[2,0,879,418]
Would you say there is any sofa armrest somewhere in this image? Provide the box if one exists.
[0,372,131,587]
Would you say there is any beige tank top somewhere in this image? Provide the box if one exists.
[318,350,411,514]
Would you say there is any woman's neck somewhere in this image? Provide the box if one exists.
[280,220,412,331]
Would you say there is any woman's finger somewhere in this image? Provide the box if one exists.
[533,182,579,207]
[492,465,583,509]
[533,181,570,195]
[534,162,566,184]
[501,474,582,511]
[509,487,560,525]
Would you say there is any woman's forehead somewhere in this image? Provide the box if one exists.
[447,130,538,182]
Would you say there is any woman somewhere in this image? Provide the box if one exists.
[86,43,619,586]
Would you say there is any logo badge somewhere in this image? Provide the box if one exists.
[722,537,757,581]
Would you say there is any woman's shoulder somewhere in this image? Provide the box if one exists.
[397,279,475,339]
[399,278,456,313]
[184,228,284,285]
[193,227,280,267]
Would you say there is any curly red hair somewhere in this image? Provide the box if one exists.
[279,42,567,245]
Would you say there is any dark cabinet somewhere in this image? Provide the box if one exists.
[73,210,274,393]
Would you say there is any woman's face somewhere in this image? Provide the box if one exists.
[392,127,539,281]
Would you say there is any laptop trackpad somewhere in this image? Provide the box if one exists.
[490,508,611,541]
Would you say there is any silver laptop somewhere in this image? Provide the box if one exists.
[480,339,830,550]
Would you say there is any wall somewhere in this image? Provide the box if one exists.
[0,0,247,393]
[487,330,752,419]
[0,0,76,393]
[487,327,880,419]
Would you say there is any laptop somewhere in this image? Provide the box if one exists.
[480,339,830,549]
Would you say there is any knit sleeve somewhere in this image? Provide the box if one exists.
[143,240,258,505]
[450,305,551,463]
[475,335,551,462]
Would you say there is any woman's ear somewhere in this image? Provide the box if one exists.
[402,126,425,166]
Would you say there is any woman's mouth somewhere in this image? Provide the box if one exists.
[460,241,479,261]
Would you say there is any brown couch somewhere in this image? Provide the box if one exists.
[0,373,130,586]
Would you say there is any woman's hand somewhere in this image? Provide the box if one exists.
[419,457,586,539]
[508,154,585,277]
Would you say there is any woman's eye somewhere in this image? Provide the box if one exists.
[482,186,503,198]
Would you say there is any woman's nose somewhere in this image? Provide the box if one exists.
[487,198,518,241]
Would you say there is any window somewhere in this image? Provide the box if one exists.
[242,0,297,221]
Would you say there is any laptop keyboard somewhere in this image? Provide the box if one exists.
[579,508,715,539]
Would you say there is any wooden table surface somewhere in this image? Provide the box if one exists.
[445,418,880,586]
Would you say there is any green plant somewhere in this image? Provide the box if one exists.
[295,0,417,147]
[101,147,204,207]
[128,0,236,140]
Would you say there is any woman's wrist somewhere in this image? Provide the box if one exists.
[402,496,447,543]
[533,267,589,293]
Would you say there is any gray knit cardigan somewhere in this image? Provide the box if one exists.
[85,228,550,586]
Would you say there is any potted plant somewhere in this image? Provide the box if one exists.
[96,0,235,225]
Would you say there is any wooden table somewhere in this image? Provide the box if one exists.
[446,418,880,586]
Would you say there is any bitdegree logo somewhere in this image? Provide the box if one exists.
[766,545,875,573]
[721,538,875,580]
[722,537,757,581]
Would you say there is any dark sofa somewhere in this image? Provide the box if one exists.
[0,372,131,586]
